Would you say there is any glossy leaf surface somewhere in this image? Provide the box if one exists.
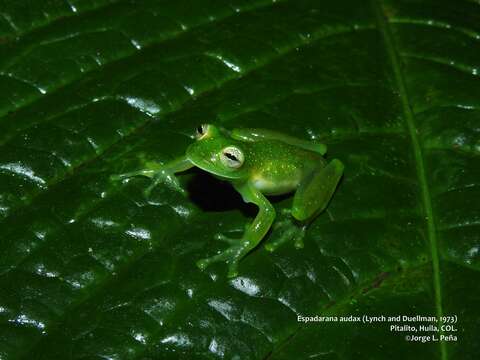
[0,0,479,359]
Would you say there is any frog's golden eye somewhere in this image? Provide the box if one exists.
[196,124,209,139]
[220,146,244,169]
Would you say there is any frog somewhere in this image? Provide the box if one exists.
[112,124,344,278]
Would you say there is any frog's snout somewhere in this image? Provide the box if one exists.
[186,142,213,168]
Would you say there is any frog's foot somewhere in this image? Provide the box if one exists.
[196,236,253,278]
[111,169,186,197]
[265,216,306,252]
[143,172,186,197]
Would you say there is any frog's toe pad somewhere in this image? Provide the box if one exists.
[196,259,208,270]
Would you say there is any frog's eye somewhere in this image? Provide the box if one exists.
[195,124,209,139]
[220,146,244,169]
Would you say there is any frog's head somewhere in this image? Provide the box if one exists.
[186,124,247,180]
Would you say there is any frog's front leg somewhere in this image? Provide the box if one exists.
[111,156,193,196]
[265,159,344,251]
[196,182,275,278]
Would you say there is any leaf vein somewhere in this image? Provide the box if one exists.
[0,0,284,119]
[373,2,447,360]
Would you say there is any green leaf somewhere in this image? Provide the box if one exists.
[0,0,479,359]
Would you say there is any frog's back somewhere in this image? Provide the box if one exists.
[242,139,325,195]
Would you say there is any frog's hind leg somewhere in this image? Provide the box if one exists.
[231,128,327,155]
[292,159,344,221]
[265,159,344,252]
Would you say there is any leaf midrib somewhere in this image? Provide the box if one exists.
[372,1,446,360]
[268,1,450,358]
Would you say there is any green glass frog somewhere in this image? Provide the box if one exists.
[113,124,344,277]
